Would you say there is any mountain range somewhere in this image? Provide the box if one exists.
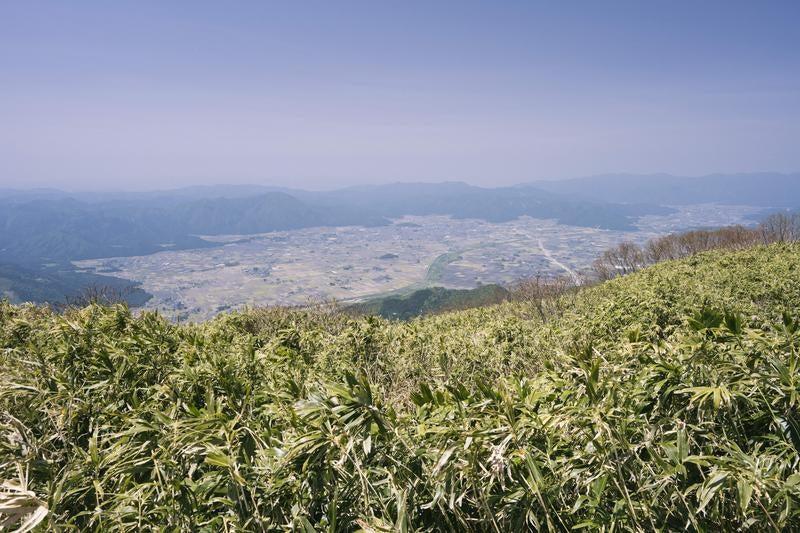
[1,172,798,306]
[1,181,677,265]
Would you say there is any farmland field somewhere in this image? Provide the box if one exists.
[74,204,759,320]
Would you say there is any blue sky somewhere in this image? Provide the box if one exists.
[1,1,798,190]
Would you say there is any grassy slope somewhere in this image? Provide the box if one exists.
[1,244,799,530]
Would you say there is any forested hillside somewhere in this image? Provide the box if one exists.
[0,262,150,308]
[2,243,799,530]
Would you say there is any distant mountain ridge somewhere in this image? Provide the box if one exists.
[1,172,794,306]
[0,181,675,266]
[163,192,388,236]
[293,182,671,227]
[532,172,800,207]
[0,198,213,264]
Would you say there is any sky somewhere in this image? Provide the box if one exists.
[1,1,799,191]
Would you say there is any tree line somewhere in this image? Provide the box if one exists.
[593,212,800,281]
[512,212,800,321]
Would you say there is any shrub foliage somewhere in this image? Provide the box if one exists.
[2,244,800,531]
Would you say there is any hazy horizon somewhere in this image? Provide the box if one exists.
[2,1,799,190]
[2,171,798,195]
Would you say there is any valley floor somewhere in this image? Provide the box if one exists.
[74,204,759,320]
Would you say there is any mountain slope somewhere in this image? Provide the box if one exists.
[2,244,800,530]
[0,193,389,264]
[162,192,389,235]
[0,198,213,264]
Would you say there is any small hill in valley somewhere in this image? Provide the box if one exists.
[346,284,510,320]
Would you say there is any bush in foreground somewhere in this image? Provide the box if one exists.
[2,245,800,530]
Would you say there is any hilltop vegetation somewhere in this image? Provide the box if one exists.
[2,243,800,530]
[592,214,800,281]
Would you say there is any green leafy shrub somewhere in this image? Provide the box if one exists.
[1,244,799,530]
